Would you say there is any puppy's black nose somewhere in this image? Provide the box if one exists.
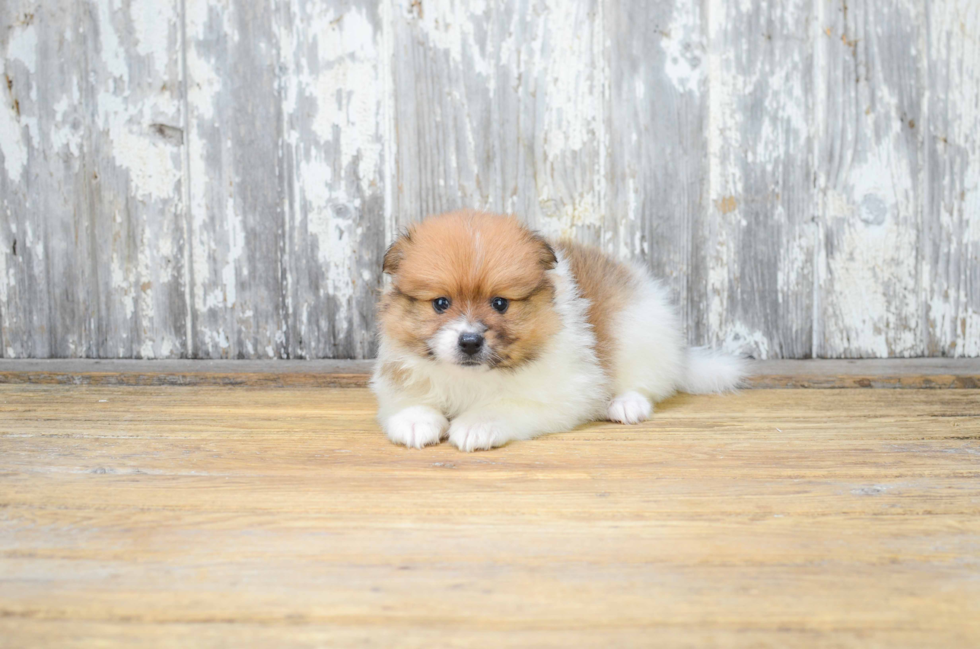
[458,332,484,356]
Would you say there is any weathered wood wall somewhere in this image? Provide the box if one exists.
[1,0,977,359]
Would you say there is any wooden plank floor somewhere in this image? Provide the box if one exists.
[1,384,978,647]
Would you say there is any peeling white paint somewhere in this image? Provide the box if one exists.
[705,0,742,354]
[0,221,9,307]
[223,194,242,309]
[185,0,227,328]
[817,0,924,359]
[723,321,771,358]
[0,87,27,183]
[380,0,397,251]
[778,225,813,295]
[49,89,83,156]
[311,54,381,192]
[185,48,222,121]
[6,22,37,73]
[309,7,379,161]
[309,199,358,342]
[279,1,387,356]
[415,0,492,80]
[2,0,979,360]
[924,0,980,357]
[824,190,919,357]
[0,22,37,183]
[96,0,129,80]
[110,125,182,200]
[110,207,137,322]
[662,4,703,94]
[537,0,599,160]
[130,0,173,60]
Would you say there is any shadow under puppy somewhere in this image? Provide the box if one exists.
[372,210,744,451]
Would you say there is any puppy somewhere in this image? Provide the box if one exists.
[371,210,745,451]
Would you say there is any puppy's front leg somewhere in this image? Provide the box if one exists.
[448,400,569,452]
[374,372,450,449]
[382,405,449,449]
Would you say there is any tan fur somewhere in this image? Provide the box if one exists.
[379,210,560,369]
[556,240,638,371]
[378,360,412,386]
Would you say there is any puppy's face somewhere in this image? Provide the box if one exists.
[379,211,559,370]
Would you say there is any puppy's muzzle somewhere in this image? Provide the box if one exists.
[458,332,484,357]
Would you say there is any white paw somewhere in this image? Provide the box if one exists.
[384,406,449,449]
[448,416,510,452]
[607,391,652,424]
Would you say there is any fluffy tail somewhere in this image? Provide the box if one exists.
[679,347,747,394]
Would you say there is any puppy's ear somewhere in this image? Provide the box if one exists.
[532,234,557,270]
[382,233,409,275]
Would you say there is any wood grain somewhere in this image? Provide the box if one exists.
[0,384,978,647]
[184,0,286,359]
[1,0,188,358]
[278,0,386,359]
[815,0,926,357]
[388,0,606,245]
[923,0,980,356]
[2,0,980,360]
[605,0,702,338]
[703,0,815,359]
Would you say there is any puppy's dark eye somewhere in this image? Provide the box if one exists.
[491,297,509,314]
[433,297,451,314]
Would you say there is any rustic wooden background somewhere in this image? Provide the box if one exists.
[1,0,977,360]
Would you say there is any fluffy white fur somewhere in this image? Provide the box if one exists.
[372,251,745,451]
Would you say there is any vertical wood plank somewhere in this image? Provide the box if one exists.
[1,2,64,358]
[278,0,386,359]
[86,0,188,358]
[702,0,815,358]
[923,1,980,357]
[604,0,705,343]
[388,0,606,244]
[814,0,925,358]
[1,0,187,358]
[185,0,286,358]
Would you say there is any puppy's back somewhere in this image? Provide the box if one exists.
[554,241,640,371]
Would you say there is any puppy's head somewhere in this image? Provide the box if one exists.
[379,210,559,369]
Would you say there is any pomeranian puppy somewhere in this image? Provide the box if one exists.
[371,210,744,451]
